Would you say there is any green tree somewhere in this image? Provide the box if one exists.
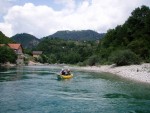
[86,55,99,66]
[109,50,140,66]
[96,5,150,64]
[0,46,17,64]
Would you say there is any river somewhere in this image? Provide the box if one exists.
[0,66,150,113]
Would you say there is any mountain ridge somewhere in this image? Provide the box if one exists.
[46,30,105,41]
[11,30,105,49]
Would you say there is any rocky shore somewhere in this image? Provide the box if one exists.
[72,63,150,84]
[0,62,16,67]
[28,61,44,66]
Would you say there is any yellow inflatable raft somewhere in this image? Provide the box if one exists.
[57,74,73,80]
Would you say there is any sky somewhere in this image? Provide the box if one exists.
[0,0,150,38]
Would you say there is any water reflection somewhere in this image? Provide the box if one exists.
[104,93,131,99]
[0,66,58,82]
[0,66,12,72]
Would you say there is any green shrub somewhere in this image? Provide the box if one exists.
[86,55,99,66]
[77,62,86,66]
[109,50,140,66]
[0,46,17,63]
[24,57,29,65]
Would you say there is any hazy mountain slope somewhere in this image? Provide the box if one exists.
[11,33,40,49]
[46,30,105,40]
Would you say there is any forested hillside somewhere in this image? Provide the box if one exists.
[35,38,98,64]
[46,30,105,41]
[11,33,40,49]
[0,31,14,44]
[96,5,150,65]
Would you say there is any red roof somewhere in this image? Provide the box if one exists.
[8,44,21,50]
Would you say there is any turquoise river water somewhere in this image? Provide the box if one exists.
[0,66,150,113]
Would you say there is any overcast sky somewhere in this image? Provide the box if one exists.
[0,0,150,38]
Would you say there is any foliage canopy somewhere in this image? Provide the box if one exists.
[0,46,17,64]
[97,5,150,64]
[35,38,98,64]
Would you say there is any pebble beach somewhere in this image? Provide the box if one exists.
[73,63,150,84]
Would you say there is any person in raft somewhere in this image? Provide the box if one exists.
[61,69,65,75]
[61,69,71,75]
[67,69,71,75]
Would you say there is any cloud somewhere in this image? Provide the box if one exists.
[0,23,12,36]
[0,0,149,38]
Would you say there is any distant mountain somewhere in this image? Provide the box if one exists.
[0,31,14,44]
[46,30,105,41]
[11,33,40,49]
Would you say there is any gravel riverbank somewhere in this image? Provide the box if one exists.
[71,63,150,84]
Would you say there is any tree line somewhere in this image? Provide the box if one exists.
[95,5,150,66]
[34,38,98,65]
